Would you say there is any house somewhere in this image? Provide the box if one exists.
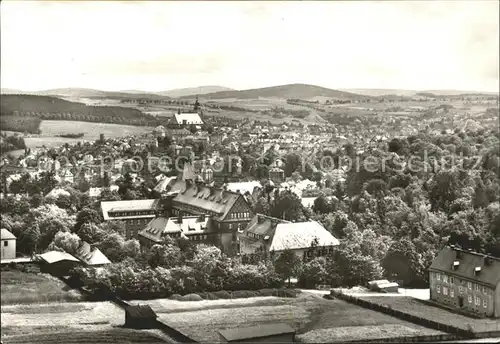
[219,323,296,343]
[225,181,262,196]
[74,241,111,266]
[124,305,158,329]
[60,169,74,184]
[37,251,82,277]
[269,221,339,261]
[1,228,16,260]
[164,176,254,255]
[239,214,290,259]
[167,128,191,140]
[269,167,285,183]
[169,112,203,126]
[429,245,500,318]
[100,199,161,239]
[138,214,212,251]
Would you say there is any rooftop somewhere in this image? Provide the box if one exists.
[269,221,339,252]
[101,199,160,220]
[1,228,16,240]
[429,246,500,287]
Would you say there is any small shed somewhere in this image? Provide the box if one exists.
[219,323,296,343]
[368,279,399,293]
[124,304,158,329]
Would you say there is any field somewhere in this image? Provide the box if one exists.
[356,296,500,333]
[1,301,175,344]
[1,270,83,305]
[135,293,443,342]
[39,120,152,139]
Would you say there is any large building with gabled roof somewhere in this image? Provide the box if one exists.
[429,245,500,318]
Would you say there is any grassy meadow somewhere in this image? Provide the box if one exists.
[1,270,83,305]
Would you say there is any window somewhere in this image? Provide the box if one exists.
[459,286,463,294]
[468,282,472,290]
[443,287,448,296]
[483,299,487,308]
[436,273,441,281]
[437,285,441,294]
[443,275,448,283]
[468,295,472,303]
[3,241,7,247]
[475,297,480,306]
[475,284,480,292]
[482,286,487,294]
[450,289,454,298]
[229,224,233,229]
[450,277,454,285]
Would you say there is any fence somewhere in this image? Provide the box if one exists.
[329,290,475,339]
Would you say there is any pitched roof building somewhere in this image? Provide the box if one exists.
[429,245,500,318]
[100,199,160,239]
[169,112,203,126]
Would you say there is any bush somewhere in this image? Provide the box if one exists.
[212,290,231,299]
[169,294,182,300]
[277,288,299,298]
[181,293,203,301]
[258,288,275,296]
[231,290,258,299]
[203,292,220,300]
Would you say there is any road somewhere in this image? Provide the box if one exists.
[300,288,430,300]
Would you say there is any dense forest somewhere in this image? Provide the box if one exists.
[1,95,159,131]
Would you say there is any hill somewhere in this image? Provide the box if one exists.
[1,88,25,95]
[28,88,171,101]
[0,94,158,130]
[180,83,371,100]
[338,89,419,97]
[159,86,235,98]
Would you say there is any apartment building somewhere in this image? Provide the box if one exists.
[429,245,500,318]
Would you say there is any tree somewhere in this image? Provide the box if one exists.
[313,195,332,214]
[49,231,81,255]
[148,243,182,268]
[97,232,125,262]
[189,123,198,134]
[271,191,304,221]
[274,249,302,287]
[299,257,328,288]
[123,239,141,260]
[74,207,102,231]
[78,223,105,244]
[382,238,425,287]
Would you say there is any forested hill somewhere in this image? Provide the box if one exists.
[0,94,158,127]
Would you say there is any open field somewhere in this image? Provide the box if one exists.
[39,120,152,139]
[1,301,174,343]
[1,270,83,305]
[356,296,500,333]
[144,293,443,342]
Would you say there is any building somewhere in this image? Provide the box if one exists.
[74,242,111,266]
[225,181,262,197]
[124,305,158,329]
[429,245,500,318]
[269,167,285,184]
[100,199,161,239]
[169,112,204,127]
[1,228,16,260]
[138,214,213,251]
[37,251,83,277]
[167,128,191,140]
[164,179,254,255]
[218,323,296,343]
[239,214,290,259]
[269,221,339,261]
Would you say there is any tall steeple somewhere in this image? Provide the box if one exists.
[193,95,200,112]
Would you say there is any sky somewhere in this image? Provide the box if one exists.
[1,1,499,92]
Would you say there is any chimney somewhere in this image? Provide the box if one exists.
[178,212,183,224]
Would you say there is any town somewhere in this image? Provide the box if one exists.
[1,1,500,343]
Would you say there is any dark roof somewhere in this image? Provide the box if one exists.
[219,323,295,342]
[168,179,249,221]
[74,241,111,266]
[429,246,500,288]
[125,305,157,319]
[246,214,290,236]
